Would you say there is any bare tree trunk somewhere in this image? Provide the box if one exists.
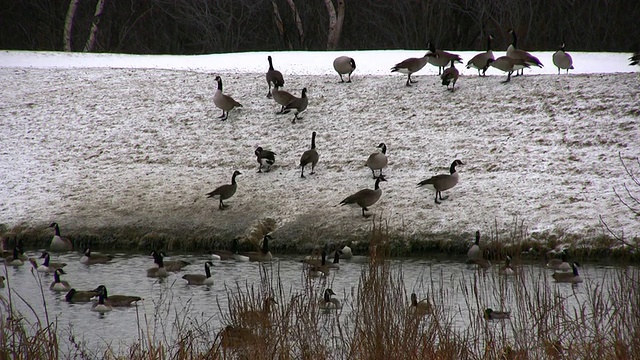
[325,0,345,50]
[84,0,108,52]
[285,0,305,48]
[272,0,291,49]
[63,0,81,51]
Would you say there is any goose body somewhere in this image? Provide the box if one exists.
[8,246,25,266]
[333,56,356,82]
[282,87,308,123]
[300,132,319,178]
[466,35,495,76]
[546,252,570,271]
[487,56,530,83]
[365,143,388,179]
[440,59,459,92]
[239,235,273,262]
[265,55,284,98]
[271,85,296,114]
[210,238,244,260]
[36,252,67,273]
[147,251,169,278]
[49,268,71,292]
[91,290,113,313]
[410,293,432,316]
[417,159,464,204]
[391,52,437,86]
[65,288,99,303]
[238,297,277,328]
[506,29,544,75]
[552,44,574,74]
[213,75,242,121]
[49,222,72,252]
[255,147,276,173]
[499,256,516,276]
[329,246,353,260]
[467,231,482,261]
[302,250,330,277]
[80,248,114,265]
[319,288,342,310]
[206,170,241,210]
[427,42,463,75]
[93,285,142,306]
[151,251,190,272]
[340,175,386,218]
[485,308,510,320]
[182,261,215,285]
[552,262,583,283]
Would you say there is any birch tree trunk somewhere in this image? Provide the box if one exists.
[63,0,81,51]
[325,0,345,50]
[285,0,305,48]
[83,0,108,52]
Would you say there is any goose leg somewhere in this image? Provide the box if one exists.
[502,72,512,83]
[301,166,306,178]
[220,111,228,121]
[258,165,263,173]
[310,164,315,175]
[362,207,372,218]
[339,74,345,83]
[292,114,297,124]
[267,84,272,98]
[347,73,352,83]
[405,75,412,87]
[434,191,442,205]
[371,169,376,179]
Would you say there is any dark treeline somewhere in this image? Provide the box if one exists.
[1,0,638,54]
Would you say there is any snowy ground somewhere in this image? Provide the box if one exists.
[0,50,638,250]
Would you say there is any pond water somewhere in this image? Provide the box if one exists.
[0,248,625,355]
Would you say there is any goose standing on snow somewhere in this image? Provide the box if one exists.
[440,59,459,92]
[49,222,73,252]
[391,51,438,86]
[340,175,387,218]
[49,268,71,292]
[552,262,583,283]
[213,75,242,121]
[333,56,356,82]
[206,170,241,210]
[182,261,215,285]
[552,43,574,74]
[92,285,142,306]
[80,248,114,265]
[282,87,308,123]
[486,57,530,83]
[484,308,510,320]
[417,159,464,204]
[365,143,388,179]
[271,85,295,114]
[466,34,495,76]
[506,29,544,75]
[426,42,463,75]
[299,132,319,178]
[265,56,284,98]
[255,147,276,173]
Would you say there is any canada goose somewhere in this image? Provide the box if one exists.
[146,251,169,278]
[240,235,273,262]
[440,59,459,92]
[340,175,387,218]
[91,288,113,313]
[365,143,388,179]
[210,238,243,260]
[80,248,114,265]
[329,245,353,260]
[213,75,242,121]
[271,85,296,114]
[0,276,4,288]
[151,251,190,272]
[417,159,464,204]
[206,170,241,210]
[93,285,142,306]
[182,261,215,285]
[506,29,544,75]
[552,43,574,74]
[319,288,342,310]
[499,256,516,276]
[255,147,276,173]
[36,252,67,273]
[282,87,308,123]
[265,55,284,98]
[301,249,328,267]
[65,288,99,303]
[467,231,482,261]
[630,52,640,66]
[333,56,356,82]
[468,258,492,270]
[238,297,278,328]
[486,57,530,83]
[8,246,25,266]
[327,250,341,269]
[546,252,571,271]
[49,268,71,291]
[466,35,495,76]
[302,250,331,277]
[552,262,583,283]
[427,42,463,75]
[49,222,73,252]
[410,293,432,316]
[391,52,438,86]
[484,308,510,320]
[300,132,319,178]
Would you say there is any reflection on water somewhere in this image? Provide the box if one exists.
[0,249,623,355]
